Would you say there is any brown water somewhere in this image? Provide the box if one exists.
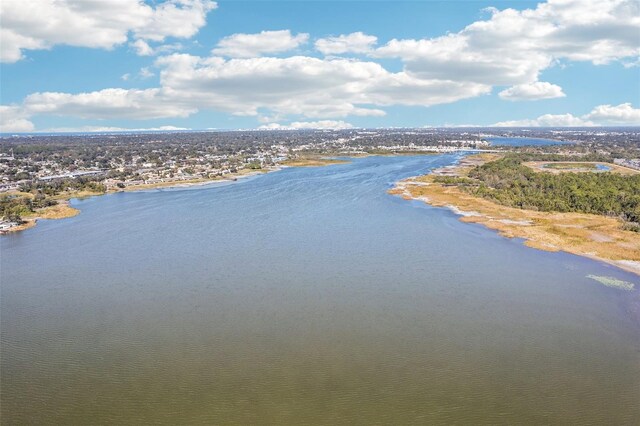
[2,155,639,424]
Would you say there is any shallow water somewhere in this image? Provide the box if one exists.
[2,154,639,424]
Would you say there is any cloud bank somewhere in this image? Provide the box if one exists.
[493,103,640,126]
[0,0,216,62]
[259,120,354,130]
[498,82,566,101]
[315,32,378,55]
[375,0,639,87]
[1,0,638,130]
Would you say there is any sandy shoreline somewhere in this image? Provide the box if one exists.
[390,155,640,278]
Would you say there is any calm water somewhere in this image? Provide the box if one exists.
[2,154,639,425]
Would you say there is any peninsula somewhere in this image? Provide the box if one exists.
[390,153,640,276]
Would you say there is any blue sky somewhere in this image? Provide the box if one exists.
[1,0,639,132]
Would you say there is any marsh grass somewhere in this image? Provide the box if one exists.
[390,154,640,276]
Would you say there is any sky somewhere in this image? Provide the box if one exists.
[1,0,639,132]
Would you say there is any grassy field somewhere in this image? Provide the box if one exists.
[28,201,80,220]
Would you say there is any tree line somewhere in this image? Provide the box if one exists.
[436,155,640,231]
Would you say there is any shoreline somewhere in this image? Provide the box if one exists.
[3,159,356,234]
[1,167,279,234]
[7,153,640,275]
[114,167,275,192]
[390,154,640,278]
[7,200,81,233]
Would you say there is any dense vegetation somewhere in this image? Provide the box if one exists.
[1,178,105,222]
[436,156,640,231]
[0,192,57,223]
[19,177,106,197]
[492,152,611,163]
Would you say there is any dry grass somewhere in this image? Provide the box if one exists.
[5,191,35,198]
[391,154,640,276]
[51,190,104,200]
[5,201,80,234]
[8,219,37,232]
[34,202,80,220]
[22,201,80,221]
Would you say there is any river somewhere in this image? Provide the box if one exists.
[1,154,638,424]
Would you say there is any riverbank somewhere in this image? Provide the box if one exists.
[1,168,277,234]
[114,167,276,192]
[390,154,640,277]
[8,200,81,233]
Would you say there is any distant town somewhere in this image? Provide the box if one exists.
[1,127,639,233]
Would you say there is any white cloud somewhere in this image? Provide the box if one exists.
[361,72,490,107]
[139,67,155,79]
[375,0,640,88]
[498,81,566,101]
[23,88,195,119]
[130,39,184,56]
[0,106,35,132]
[212,30,309,58]
[315,32,378,55]
[5,52,491,128]
[156,54,388,117]
[0,0,216,62]
[493,102,640,126]
[133,0,216,42]
[131,39,155,56]
[121,68,156,81]
[259,120,354,130]
[38,125,190,133]
[154,54,489,118]
[584,102,640,124]
[494,113,594,127]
